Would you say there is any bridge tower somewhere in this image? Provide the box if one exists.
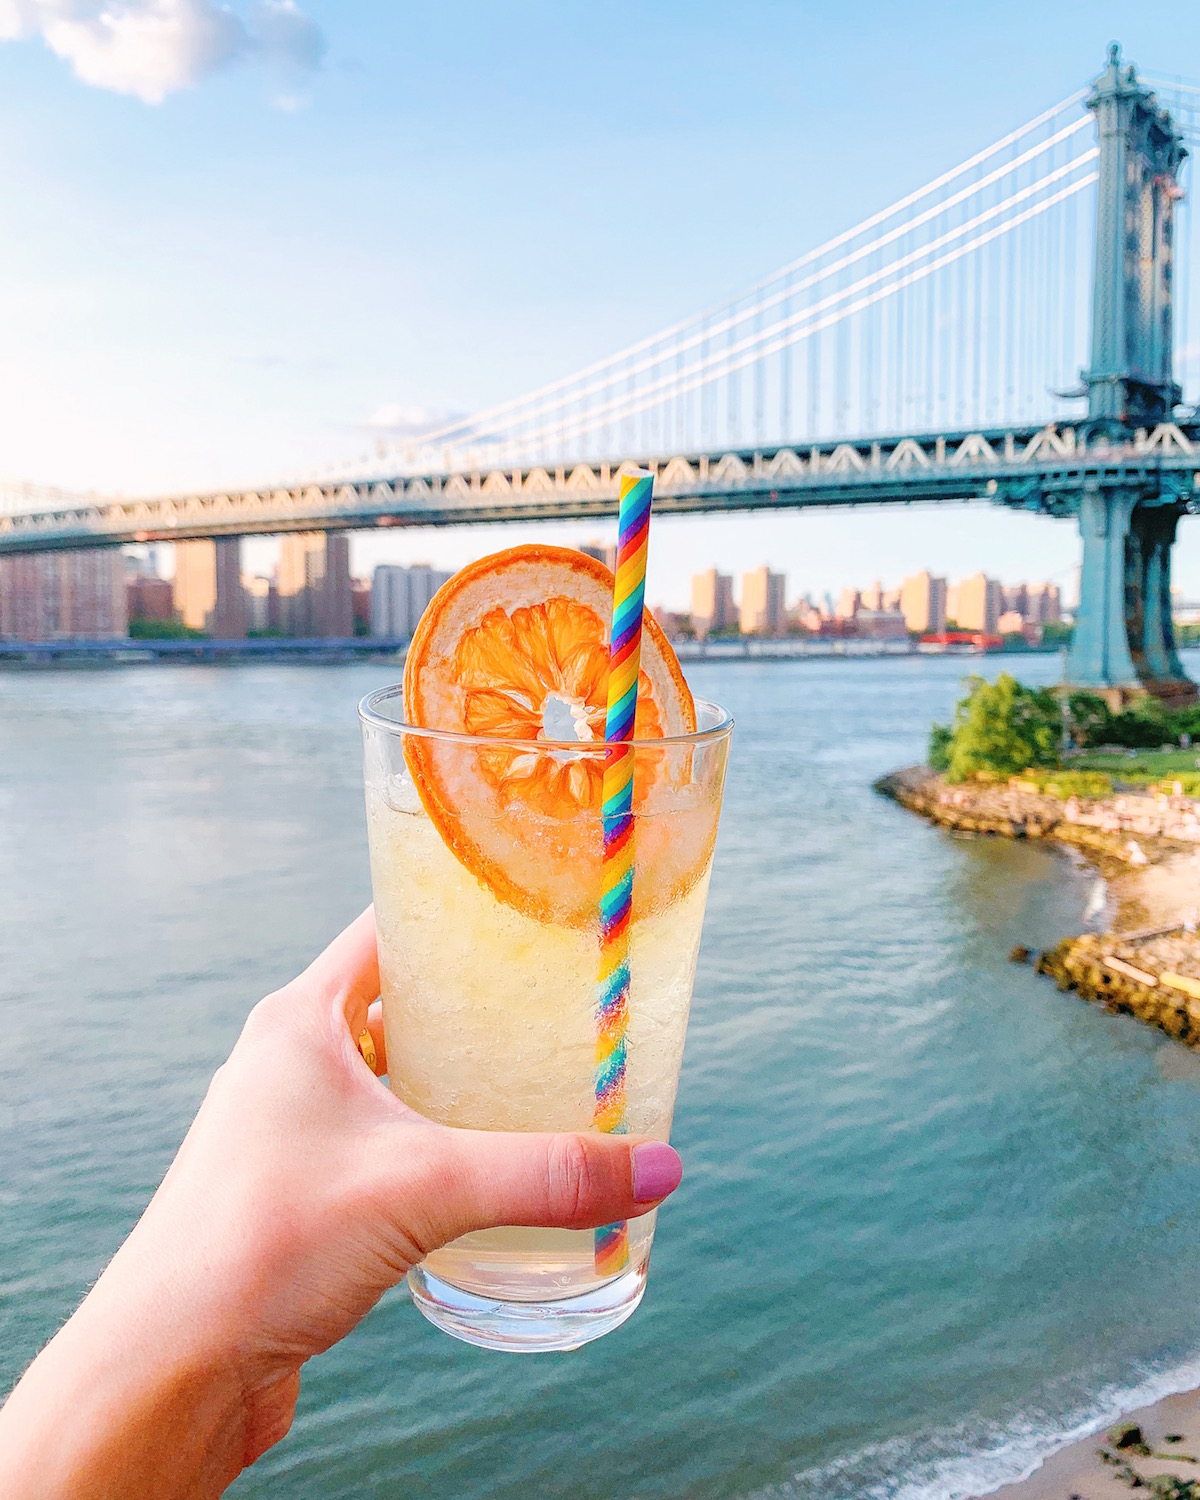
[1069,43,1195,703]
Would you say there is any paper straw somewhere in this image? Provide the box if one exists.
[593,468,654,1278]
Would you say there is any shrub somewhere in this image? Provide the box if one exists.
[1108,699,1175,749]
[928,721,953,773]
[933,674,1062,783]
[1065,690,1200,749]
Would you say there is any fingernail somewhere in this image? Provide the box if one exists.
[632,1141,682,1203]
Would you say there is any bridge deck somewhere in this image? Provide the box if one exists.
[2,422,1198,554]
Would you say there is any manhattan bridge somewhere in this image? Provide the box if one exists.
[3,45,1200,701]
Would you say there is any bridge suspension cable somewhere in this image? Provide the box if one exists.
[382,92,1103,475]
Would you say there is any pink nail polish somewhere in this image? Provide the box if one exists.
[632,1141,682,1203]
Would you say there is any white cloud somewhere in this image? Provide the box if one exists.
[0,0,324,104]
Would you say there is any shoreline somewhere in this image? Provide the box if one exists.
[876,765,1200,1046]
[0,635,1070,669]
[878,764,1200,1498]
[982,1384,1200,1499]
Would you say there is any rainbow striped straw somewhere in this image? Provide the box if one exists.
[593,468,654,1278]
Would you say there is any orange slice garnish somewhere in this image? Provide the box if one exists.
[403,544,703,925]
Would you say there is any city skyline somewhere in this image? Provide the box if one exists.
[0,534,1075,645]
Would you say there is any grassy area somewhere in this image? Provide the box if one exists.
[1017,768,1115,799]
[930,676,1200,792]
[1071,748,1200,779]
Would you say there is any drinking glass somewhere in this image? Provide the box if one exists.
[359,687,732,1351]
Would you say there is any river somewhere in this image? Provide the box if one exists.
[4,652,1200,1499]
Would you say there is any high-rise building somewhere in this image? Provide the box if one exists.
[861,579,884,611]
[900,571,948,634]
[351,578,371,634]
[370,563,453,639]
[242,575,274,633]
[690,569,735,637]
[213,537,246,638]
[408,564,451,631]
[278,532,352,637]
[0,549,127,639]
[1001,583,1029,618]
[578,540,618,572]
[739,567,786,636]
[1025,582,1062,623]
[371,565,408,639]
[835,587,861,620]
[174,538,246,637]
[946,573,1002,633]
[174,540,215,631]
[127,573,175,623]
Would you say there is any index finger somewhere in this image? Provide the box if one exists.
[299,904,381,1038]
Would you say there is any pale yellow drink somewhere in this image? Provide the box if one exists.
[359,689,731,1350]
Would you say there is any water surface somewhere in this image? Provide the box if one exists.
[3,653,1200,1499]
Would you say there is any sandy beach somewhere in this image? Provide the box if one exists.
[981,1388,1200,1498]
[1119,849,1200,932]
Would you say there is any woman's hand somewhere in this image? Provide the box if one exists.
[0,908,682,1500]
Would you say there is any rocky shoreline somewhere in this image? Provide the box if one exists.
[876,765,1200,1051]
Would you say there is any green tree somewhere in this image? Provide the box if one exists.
[932,673,1061,782]
[129,618,206,640]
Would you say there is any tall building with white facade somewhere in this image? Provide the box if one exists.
[370,564,453,639]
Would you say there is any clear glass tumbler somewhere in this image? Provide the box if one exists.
[359,688,732,1351]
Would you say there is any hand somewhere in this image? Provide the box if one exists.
[0,907,682,1500]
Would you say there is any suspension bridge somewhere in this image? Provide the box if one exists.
[2,44,1199,700]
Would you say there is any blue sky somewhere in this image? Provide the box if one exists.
[1,0,1199,609]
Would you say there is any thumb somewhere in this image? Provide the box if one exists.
[399,1125,683,1255]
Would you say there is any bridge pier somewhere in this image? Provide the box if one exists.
[1067,47,1196,707]
[1131,503,1193,703]
[1068,490,1195,705]
[1069,488,1139,697]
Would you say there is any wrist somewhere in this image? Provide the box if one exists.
[0,1227,250,1500]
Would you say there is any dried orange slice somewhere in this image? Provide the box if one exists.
[403,544,701,925]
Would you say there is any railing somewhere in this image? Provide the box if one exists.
[3,421,1197,555]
